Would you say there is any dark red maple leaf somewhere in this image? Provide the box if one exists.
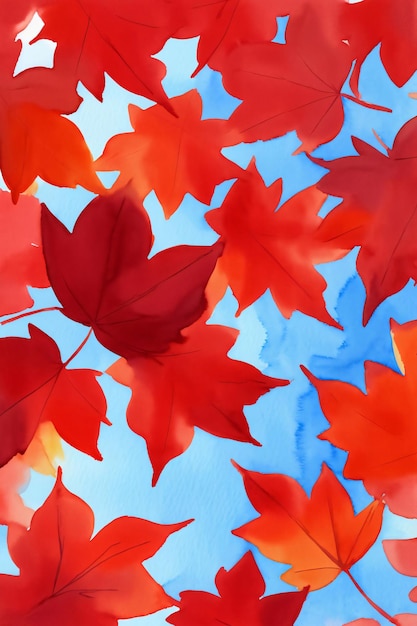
[107,321,287,485]
[313,116,417,324]
[0,468,190,625]
[41,187,223,359]
[95,90,242,218]
[0,324,109,468]
[222,10,390,153]
[167,551,308,626]
[206,160,342,326]
[0,191,49,316]
[33,0,180,108]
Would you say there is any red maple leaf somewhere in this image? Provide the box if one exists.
[95,90,242,218]
[233,463,384,590]
[107,321,287,485]
[167,551,308,626]
[41,187,223,358]
[0,324,109,468]
[344,0,417,92]
[0,468,190,625]
[302,319,417,518]
[184,0,282,76]
[384,537,417,604]
[313,117,417,324]
[0,191,49,316]
[33,0,180,108]
[345,617,417,626]
[206,160,342,326]
[222,10,389,153]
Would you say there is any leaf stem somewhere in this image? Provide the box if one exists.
[345,569,399,625]
[341,93,392,113]
[0,306,62,325]
[63,328,93,367]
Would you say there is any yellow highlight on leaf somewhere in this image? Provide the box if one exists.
[22,422,64,476]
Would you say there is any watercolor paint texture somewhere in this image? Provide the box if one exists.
[1,3,417,626]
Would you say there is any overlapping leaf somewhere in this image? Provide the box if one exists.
[222,10,389,153]
[108,321,287,484]
[314,117,417,323]
[33,0,179,107]
[384,538,417,603]
[0,191,48,315]
[0,468,190,625]
[206,160,342,325]
[0,324,108,467]
[41,187,223,358]
[1,103,104,203]
[345,0,417,91]
[167,551,308,626]
[345,616,417,626]
[303,319,417,517]
[96,90,242,217]
[185,0,282,75]
[233,463,384,590]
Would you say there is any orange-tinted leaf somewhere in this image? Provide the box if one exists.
[0,468,190,625]
[0,457,33,528]
[233,463,383,590]
[303,319,417,517]
[314,118,417,324]
[96,90,242,217]
[108,321,287,484]
[206,160,341,326]
[22,422,64,477]
[0,191,48,316]
[0,103,104,202]
[41,187,223,358]
[167,551,308,626]
[0,325,108,467]
[222,10,361,153]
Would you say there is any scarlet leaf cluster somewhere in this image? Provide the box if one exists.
[303,320,417,518]
[0,1,417,625]
[41,187,223,358]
